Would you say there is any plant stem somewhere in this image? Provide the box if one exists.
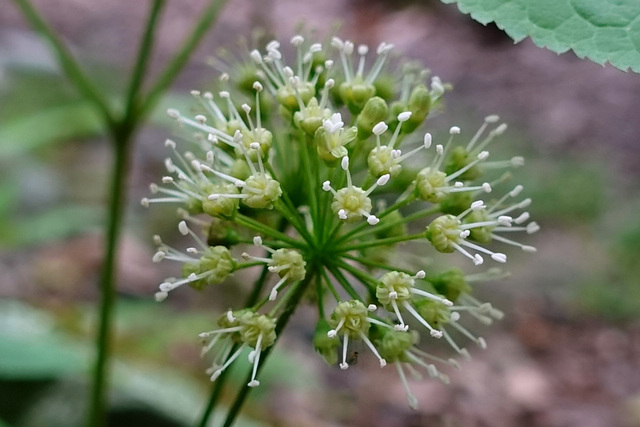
[221,270,316,427]
[88,128,134,427]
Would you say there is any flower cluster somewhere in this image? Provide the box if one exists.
[143,35,538,408]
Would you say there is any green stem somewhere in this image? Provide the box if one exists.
[326,264,361,300]
[11,0,115,126]
[340,253,417,275]
[88,129,134,427]
[124,0,167,120]
[140,0,230,117]
[235,213,304,248]
[221,270,316,427]
[338,232,425,252]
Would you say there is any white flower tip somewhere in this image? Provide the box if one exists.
[485,114,500,123]
[241,252,251,260]
[459,230,470,239]
[327,330,337,338]
[379,359,387,368]
[322,181,332,192]
[389,291,398,300]
[210,370,222,382]
[250,50,262,63]
[227,311,235,322]
[372,121,388,136]
[367,304,377,311]
[269,290,278,301]
[450,312,461,322]
[152,251,165,263]
[522,245,537,253]
[190,90,201,96]
[159,282,173,292]
[339,362,349,370]
[408,394,419,410]
[460,348,471,361]
[394,324,408,331]
[324,78,335,89]
[477,151,490,160]
[253,236,263,246]
[443,299,453,307]
[195,114,207,124]
[248,380,260,387]
[448,358,461,369]
[449,126,461,135]
[415,270,426,279]
[178,221,189,236]
[358,44,369,55]
[423,133,432,148]
[140,198,150,208]
[477,337,487,349]
[341,156,350,171]
[515,212,530,224]
[436,144,444,155]
[290,34,304,46]
[430,330,443,338]
[482,182,492,193]
[510,185,524,197]
[491,253,507,263]
[398,111,412,122]
[166,108,180,119]
[338,210,348,220]
[511,156,525,166]
[497,215,513,226]
[494,123,508,135]
[164,139,177,149]
[154,291,168,302]
[526,222,540,234]
[376,174,390,186]
[249,142,261,150]
[473,254,484,265]
[471,200,485,210]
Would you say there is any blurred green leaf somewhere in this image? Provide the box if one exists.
[0,205,102,246]
[0,101,104,158]
[442,0,640,72]
[0,302,87,379]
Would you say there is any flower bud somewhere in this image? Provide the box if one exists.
[202,183,240,219]
[444,146,482,181]
[375,328,417,363]
[356,97,389,140]
[338,77,376,114]
[401,84,431,134]
[206,217,240,247]
[415,168,447,202]
[414,299,451,329]
[426,269,470,302]
[425,215,461,253]
[439,191,473,216]
[313,319,340,365]
[183,246,235,290]
[242,174,282,209]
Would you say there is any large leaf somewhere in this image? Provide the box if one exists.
[441,0,640,72]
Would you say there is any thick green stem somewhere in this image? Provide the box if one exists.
[88,129,133,427]
[221,270,316,427]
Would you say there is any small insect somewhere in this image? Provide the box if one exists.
[346,351,359,366]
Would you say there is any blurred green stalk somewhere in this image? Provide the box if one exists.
[10,0,229,425]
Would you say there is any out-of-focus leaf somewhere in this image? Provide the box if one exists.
[0,302,87,379]
[0,101,104,158]
[0,205,102,246]
[441,0,640,72]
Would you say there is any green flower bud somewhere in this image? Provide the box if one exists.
[415,167,447,202]
[376,271,413,305]
[401,84,431,134]
[315,124,358,166]
[206,217,240,247]
[375,328,417,363]
[229,159,251,181]
[330,300,370,338]
[270,249,306,281]
[444,146,482,181]
[464,209,492,243]
[242,174,282,209]
[374,210,408,239]
[427,268,471,302]
[293,97,332,136]
[184,246,235,290]
[331,186,373,223]
[313,319,340,365]
[277,82,315,111]
[357,97,389,140]
[439,191,473,216]
[414,299,451,329]
[373,74,395,101]
[236,128,272,161]
[425,215,461,253]
[240,312,277,350]
[368,145,401,177]
[338,77,376,114]
[202,183,240,219]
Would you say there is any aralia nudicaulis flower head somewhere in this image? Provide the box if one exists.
[142,34,539,408]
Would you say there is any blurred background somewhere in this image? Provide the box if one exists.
[1,0,640,426]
